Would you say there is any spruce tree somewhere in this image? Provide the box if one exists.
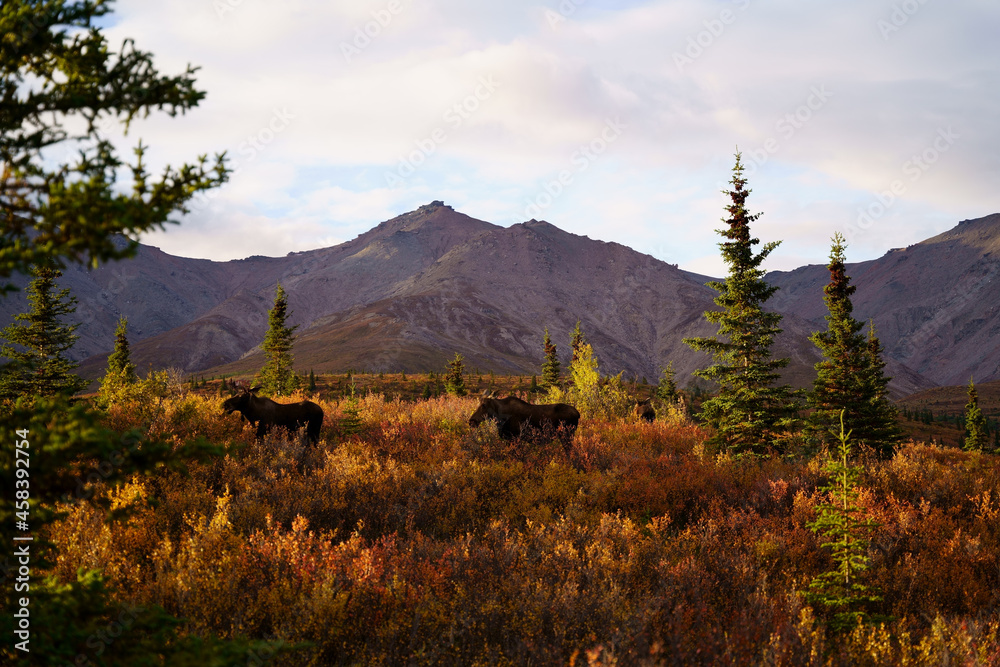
[257,283,298,396]
[307,369,317,393]
[570,320,586,363]
[445,353,467,396]
[804,412,884,631]
[0,4,228,294]
[856,322,902,456]
[541,327,561,389]
[97,315,141,407]
[963,377,988,452]
[807,235,898,455]
[339,383,363,437]
[100,316,138,392]
[0,264,87,399]
[683,153,798,454]
[655,362,678,403]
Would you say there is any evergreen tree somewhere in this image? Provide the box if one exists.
[445,353,467,396]
[529,374,540,393]
[339,383,363,437]
[682,153,798,455]
[0,3,229,294]
[807,235,899,455]
[257,283,298,396]
[541,327,561,389]
[655,362,678,404]
[570,320,586,363]
[0,264,87,399]
[307,369,317,393]
[856,322,902,456]
[804,412,884,631]
[963,377,988,452]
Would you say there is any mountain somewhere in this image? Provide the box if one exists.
[767,213,1000,387]
[68,203,748,385]
[8,202,998,397]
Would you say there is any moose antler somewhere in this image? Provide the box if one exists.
[226,378,252,393]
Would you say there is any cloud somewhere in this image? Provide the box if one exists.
[87,0,999,271]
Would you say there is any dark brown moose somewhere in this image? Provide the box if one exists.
[222,381,324,445]
[468,393,580,449]
[635,398,655,422]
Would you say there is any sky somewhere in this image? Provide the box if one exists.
[93,0,999,276]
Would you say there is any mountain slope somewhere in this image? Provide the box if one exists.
[767,213,1000,386]
[198,213,927,395]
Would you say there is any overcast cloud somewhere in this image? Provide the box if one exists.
[96,0,999,276]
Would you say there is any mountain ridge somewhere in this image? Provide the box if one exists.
[5,203,998,396]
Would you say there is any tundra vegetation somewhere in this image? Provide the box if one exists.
[2,3,999,664]
[22,374,1000,665]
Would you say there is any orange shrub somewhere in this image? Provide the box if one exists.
[40,392,1000,665]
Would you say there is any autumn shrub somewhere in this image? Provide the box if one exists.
[38,390,1000,665]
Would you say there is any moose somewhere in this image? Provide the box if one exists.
[222,380,324,445]
[468,392,580,449]
[635,398,655,422]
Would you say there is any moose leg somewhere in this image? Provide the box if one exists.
[307,418,321,445]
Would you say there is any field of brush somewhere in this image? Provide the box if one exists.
[49,379,1000,665]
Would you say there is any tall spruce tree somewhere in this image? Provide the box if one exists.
[0,263,87,399]
[541,327,561,389]
[257,283,298,396]
[807,234,898,455]
[0,4,229,294]
[683,153,798,454]
[963,377,988,452]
